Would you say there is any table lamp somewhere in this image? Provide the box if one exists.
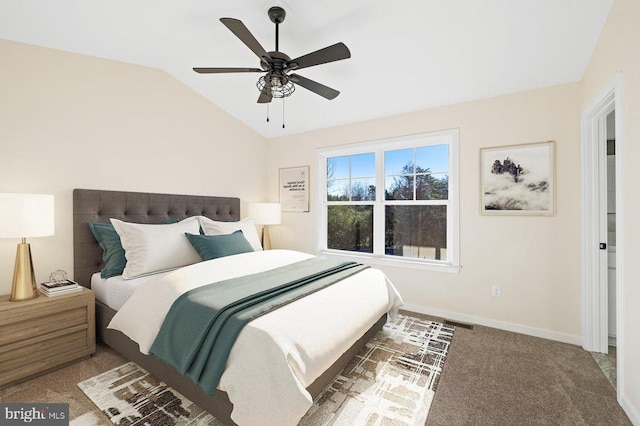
[248,203,281,250]
[0,194,55,301]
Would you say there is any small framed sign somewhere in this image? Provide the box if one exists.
[279,166,310,212]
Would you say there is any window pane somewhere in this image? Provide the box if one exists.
[416,173,449,200]
[327,205,373,253]
[321,130,458,264]
[327,179,350,201]
[351,178,376,201]
[385,205,447,260]
[385,175,414,200]
[351,153,375,178]
[416,145,449,174]
[385,148,413,175]
[328,156,350,179]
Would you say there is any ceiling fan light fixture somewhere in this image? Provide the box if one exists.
[257,74,295,98]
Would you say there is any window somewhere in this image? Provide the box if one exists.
[316,129,459,272]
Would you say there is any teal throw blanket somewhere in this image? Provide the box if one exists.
[149,257,368,395]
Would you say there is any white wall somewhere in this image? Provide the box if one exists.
[0,39,267,295]
[267,82,582,344]
[582,0,640,422]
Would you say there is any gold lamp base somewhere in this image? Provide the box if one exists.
[262,226,272,250]
[10,240,39,302]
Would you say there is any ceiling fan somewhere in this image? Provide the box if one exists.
[193,6,351,104]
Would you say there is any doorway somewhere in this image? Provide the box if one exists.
[580,75,623,397]
[605,110,616,352]
[589,110,618,387]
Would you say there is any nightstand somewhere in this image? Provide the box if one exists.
[0,287,96,389]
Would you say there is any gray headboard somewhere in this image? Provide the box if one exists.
[73,188,241,288]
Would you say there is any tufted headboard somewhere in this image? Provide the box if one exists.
[73,188,240,288]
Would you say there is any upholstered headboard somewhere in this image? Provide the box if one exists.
[73,188,241,288]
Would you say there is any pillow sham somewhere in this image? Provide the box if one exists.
[111,217,201,279]
[198,216,263,251]
[88,222,127,279]
[185,231,254,261]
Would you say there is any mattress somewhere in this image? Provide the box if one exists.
[108,249,403,426]
[91,270,172,311]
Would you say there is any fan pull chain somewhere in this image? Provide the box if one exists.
[266,103,270,122]
[282,98,286,128]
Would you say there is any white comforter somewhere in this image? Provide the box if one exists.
[108,250,403,426]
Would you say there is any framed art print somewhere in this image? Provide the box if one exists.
[480,141,555,215]
[279,166,310,212]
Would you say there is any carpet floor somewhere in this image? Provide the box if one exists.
[419,312,630,426]
[0,310,631,425]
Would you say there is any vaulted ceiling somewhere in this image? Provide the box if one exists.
[0,0,613,138]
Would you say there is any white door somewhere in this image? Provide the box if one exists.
[581,75,624,398]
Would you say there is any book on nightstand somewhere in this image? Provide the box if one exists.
[39,279,81,297]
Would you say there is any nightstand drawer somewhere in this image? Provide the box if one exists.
[0,307,87,346]
[0,328,89,370]
[0,342,94,387]
[0,288,96,389]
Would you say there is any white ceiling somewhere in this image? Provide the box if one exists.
[0,0,613,139]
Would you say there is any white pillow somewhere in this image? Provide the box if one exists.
[198,217,263,251]
[110,217,201,279]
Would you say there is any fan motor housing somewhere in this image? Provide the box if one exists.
[261,51,292,71]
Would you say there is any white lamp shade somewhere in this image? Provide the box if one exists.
[0,193,55,238]
[248,203,281,226]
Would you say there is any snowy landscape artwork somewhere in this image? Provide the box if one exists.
[481,141,555,215]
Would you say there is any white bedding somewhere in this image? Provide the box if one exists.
[108,249,403,426]
[91,271,172,311]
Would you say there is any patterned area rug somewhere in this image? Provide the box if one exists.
[77,314,454,425]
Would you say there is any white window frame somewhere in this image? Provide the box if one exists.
[315,129,460,273]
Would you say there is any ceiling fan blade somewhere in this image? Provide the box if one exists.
[257,87,273,103]
[287,42,351,71]
[193,67,263,74]
[289,74,340,100]
[220,18,271,61]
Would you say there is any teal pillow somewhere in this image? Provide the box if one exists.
[185,231,254,261]
[89,222,127,278]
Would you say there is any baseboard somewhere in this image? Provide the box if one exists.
[620,393,640,426]
[402,303,581,345]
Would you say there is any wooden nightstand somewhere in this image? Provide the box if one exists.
[0,287,96,389]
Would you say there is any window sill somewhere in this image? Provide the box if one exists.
[316,250,461,273]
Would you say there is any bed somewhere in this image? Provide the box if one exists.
[72,188,401,425]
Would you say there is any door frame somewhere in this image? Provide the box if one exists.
[580,73,623,397]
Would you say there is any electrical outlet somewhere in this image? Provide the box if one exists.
[491,285,502,297]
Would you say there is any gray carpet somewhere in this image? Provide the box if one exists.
[421,313,630,425]
[0,311,631,425]
[0,343,126,425]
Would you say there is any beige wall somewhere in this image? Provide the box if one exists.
[267,82,582,343]
[0,39,267,295]
[582,0,640,421]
